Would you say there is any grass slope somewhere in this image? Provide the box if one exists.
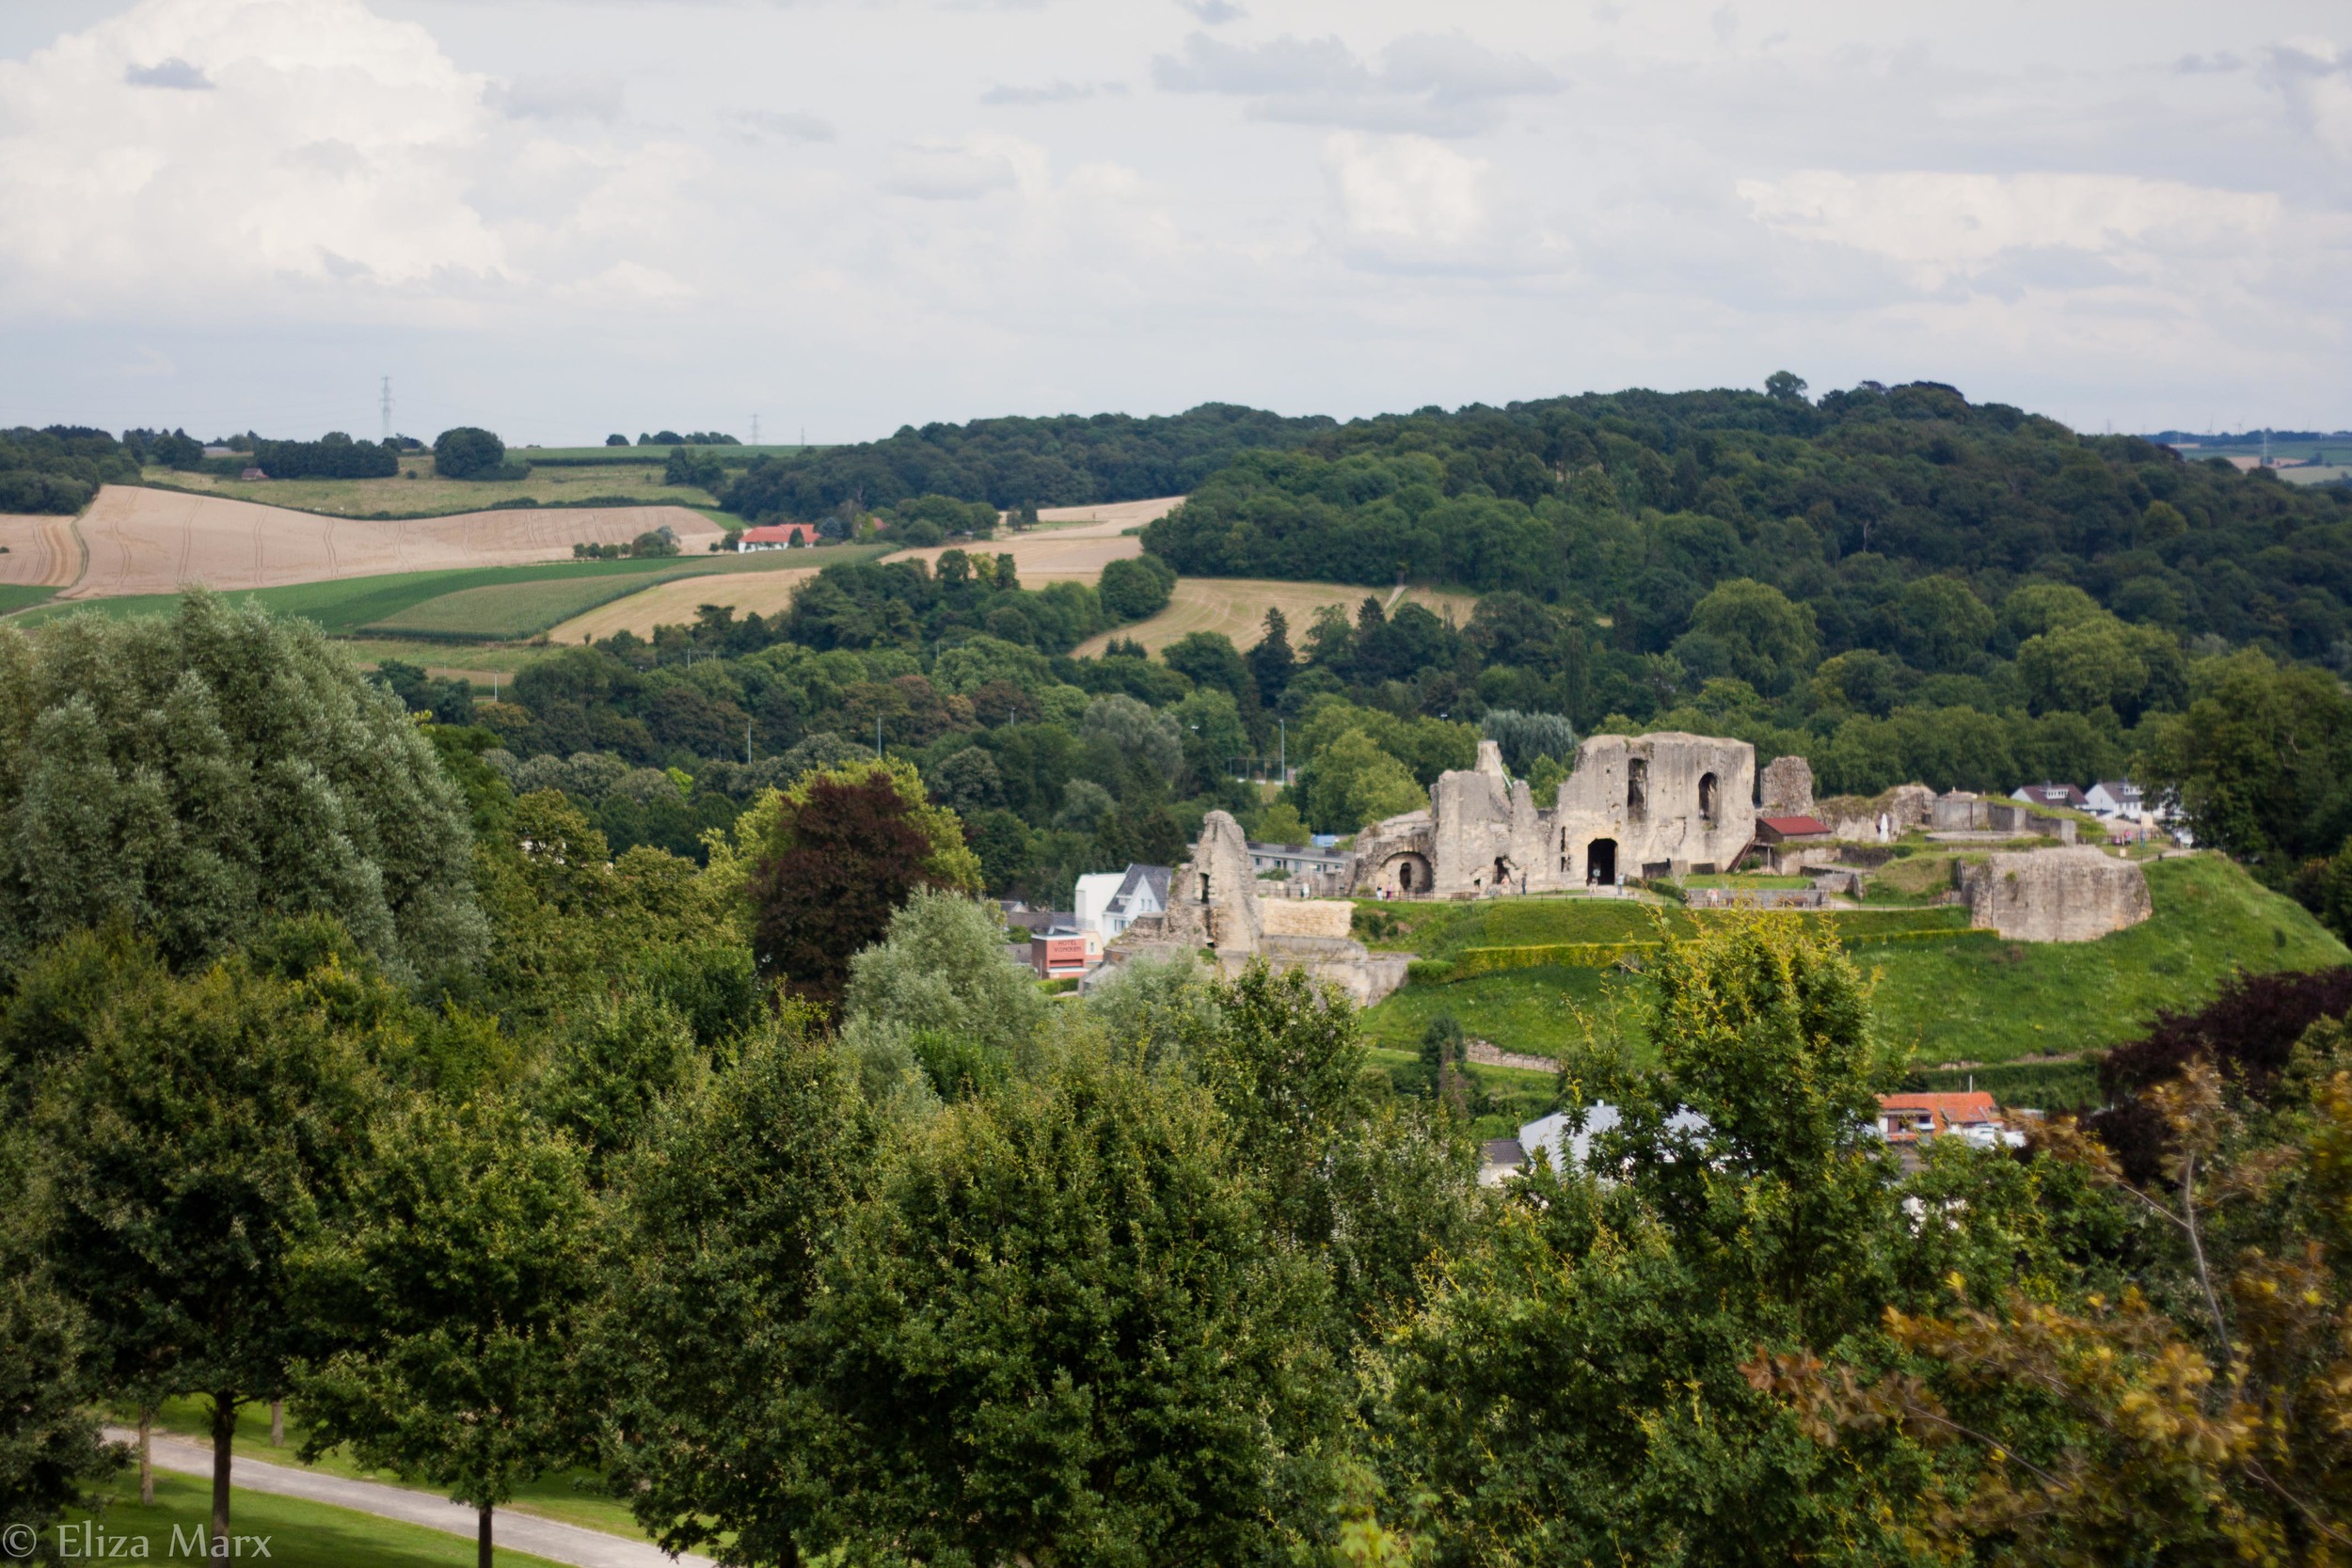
[143,1396,645,1541]
[0,584,55,615]
[1358,856,2347,1092]
[61,1472,566,1567]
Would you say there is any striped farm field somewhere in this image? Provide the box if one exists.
[1073,578,1481,657]
[546,563,830,641]
[366,576,683,641]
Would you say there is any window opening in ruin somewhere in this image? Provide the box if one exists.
[1199,871,1211,904]
[1559,828,1569,875]
[1627,758,1647,822]
[1398,862,1415,893]
[1587,838,1617,885]
[1493,857,1513,889]
[1699,771,1719,829]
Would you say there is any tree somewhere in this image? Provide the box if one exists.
[533,993,706,1185]
[1895,575,1995,673]
[0,593,486,982]
[30,937,378,1559]
[1375,915,1925,1562]
[432,426,506,480]
[1096,553,1176,621]
[839,888,1046,1102]
[1765,370,1809,404]
[1248,605,1296,706]
[596,1011,880,1568]
[0,1126,110,1535]
[746,758,981,1009]
[294,1095,597,1568]
[2138,649,2352,875]
[799,1041,1343,1567]
[1300,729,1425,833]
[1479,708,1577,778]
[1678,578,1818,694]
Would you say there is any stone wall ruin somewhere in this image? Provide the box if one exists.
[1962,847,2152,942]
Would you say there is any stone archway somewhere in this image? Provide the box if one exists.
[1586,837,1618,886]
[1380,852,1433,895]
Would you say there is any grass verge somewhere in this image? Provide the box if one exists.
[141,1396,645,1541]
[62,1471,566,1567]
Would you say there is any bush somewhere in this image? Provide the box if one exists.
[0,471,93,513]
[1098,553,1177,622]
[249,432,398,480]
[433,426,507,480]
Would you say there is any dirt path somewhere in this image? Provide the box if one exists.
[109,1428,709,1568]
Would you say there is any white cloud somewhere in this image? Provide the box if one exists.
[1738,170,2282,291]
[123,55,208,88]
[2261,40,2352,161]
[721,107,835,144]
[1154,28,1561,137]
[883,137,1032,199]
[0,0,510,307]
[488,73,624,123]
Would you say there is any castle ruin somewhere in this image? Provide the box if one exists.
[1349,732,1756,897]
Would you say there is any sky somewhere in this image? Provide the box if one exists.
[0,0,2345,445]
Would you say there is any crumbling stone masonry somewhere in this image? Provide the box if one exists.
[1116,811,1409,1005]
[1350,732,1757,896]
[1962,847,2152,942]
[1759,754,1816,817]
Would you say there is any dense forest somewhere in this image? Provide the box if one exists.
[718,402,1335,520]
[0,425,140,513]
[1142,378,2352,658]
[3,594,2348,1568]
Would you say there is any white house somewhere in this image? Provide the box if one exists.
[1511,1104,1710,1179]
[2084,780,2144,819]
[1073,863,1171,942]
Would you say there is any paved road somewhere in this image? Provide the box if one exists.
[105,1428,711,1568]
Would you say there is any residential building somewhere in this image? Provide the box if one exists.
[2012,783,2090,813]
[1874,1091,2024,1150]
[1248,841,1351,880]
[737,523,818,551]
[2084,780,2144,818]
[1028,930,1089,980]
[1073,863,1170,942]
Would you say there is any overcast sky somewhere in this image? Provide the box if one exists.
[1,0,2345,444]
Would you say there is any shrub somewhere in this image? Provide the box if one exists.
[433,426,507,480]
[1099,553,1177,621]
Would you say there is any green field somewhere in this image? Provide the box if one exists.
[0,584,55,615]
[144,1395,644,1541]
[14,545,881,641]
[60,1471,566,1567]
[1358,857,2347,1089]
[367,576,700,641]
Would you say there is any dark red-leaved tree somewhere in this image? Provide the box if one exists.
[749,763,979,1011]
[2088,964,2352,1180]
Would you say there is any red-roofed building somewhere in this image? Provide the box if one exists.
[738,523,817,551]
[1876,1091,2022,1149]
[1754,815,1831,843]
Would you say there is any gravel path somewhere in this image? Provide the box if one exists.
[105,1428,711,1568]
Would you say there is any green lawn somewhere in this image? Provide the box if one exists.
[1867,854,2345,1067]
[367,577,679,641]
[1359,855,2347,1080]
[141,1397,647,1541]
[61,1471,565,1567]
[14,545,882,640]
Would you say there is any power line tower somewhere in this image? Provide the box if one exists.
[379,376,393,443]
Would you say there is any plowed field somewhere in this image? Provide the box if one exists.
[60,486,725,600]
[0,513,82,588]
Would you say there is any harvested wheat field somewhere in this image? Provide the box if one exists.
[0,513,82,588]
[1025,496,1185,532]
[546,565,830,643]
[60,485,725,600]
[894,501,1172,585]
[1073,578,1481,657]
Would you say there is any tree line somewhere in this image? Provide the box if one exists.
[3,594,2346,1564]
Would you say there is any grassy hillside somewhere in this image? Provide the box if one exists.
[1358,856,2347,1104]
[0,584,54,615]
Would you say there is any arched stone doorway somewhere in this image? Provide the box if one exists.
[1698,771,1720,828]
[1585,837,1618,886]
[1380,852,1433,895]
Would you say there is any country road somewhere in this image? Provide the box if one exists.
[106,1428,711,1568]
